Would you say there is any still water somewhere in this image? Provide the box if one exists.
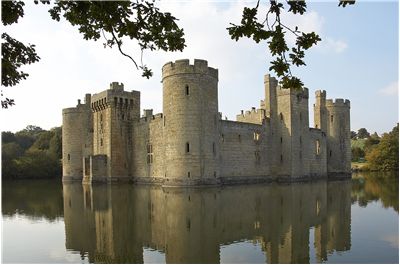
[2,173,398,264]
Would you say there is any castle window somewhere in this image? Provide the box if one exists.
[238,134,241,142]
[186,142,190,153]
[119,98,123,105]
[122,114,125,120]
[221,134,224,142]
[100,138,103,146]
[280,113,283,121]
[316,140,321,155]
[114,97,117,106]
[212,142,216,155]
[67,154,70,161]
[100,113,103,122]
[185,85,190,95]
[280,154,283,163]
[330,115,334,123]
[147,143,153,164]
[214,171,217,178]
[254,132,260,141]
[255,151,260,164]
[329,150,332,157]
[187,171,191,178]
[280,137,283,143]
[163,115,166,126]
[186,218,191,231]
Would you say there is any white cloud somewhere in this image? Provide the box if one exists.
[318,37,348,53]
[379,81,398,96]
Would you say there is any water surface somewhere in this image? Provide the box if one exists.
[2,173,398,263]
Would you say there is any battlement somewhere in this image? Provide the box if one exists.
[326,98,351,108]
[236,107,266,124]
[110,82,124,91]
[139,113,163,123]
[264,74,279,85]
[315,90,326,98]
[162,59,218,80]
[277,86,309,98]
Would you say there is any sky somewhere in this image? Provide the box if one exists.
[1,0,398,134]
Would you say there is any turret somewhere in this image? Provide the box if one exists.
[162,59,220,185]
[325,99,351,175]
[62,95,92,182]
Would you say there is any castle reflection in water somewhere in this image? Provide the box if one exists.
[63,180,351,263]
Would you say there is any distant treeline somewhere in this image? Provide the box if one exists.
[2,125,62,179]
[351,123,399,172]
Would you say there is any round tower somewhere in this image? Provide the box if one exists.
[62,96,92,182]
[162,59,220,185]
[325,99,351,175]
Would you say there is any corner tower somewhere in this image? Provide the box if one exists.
[325,99,351,175]
[162,59,220,185]
[62,94,93,182]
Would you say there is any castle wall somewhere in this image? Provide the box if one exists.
[236,107,266,124]
[219,120,270,179]
[132,115,165,180]
[62,59,351,185]
[308,129,327,177]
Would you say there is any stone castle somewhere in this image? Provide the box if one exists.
[62,59,351,185]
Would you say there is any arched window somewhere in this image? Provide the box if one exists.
[185,85,190,95]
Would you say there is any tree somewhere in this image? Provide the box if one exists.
[2,0,355,108]
[227,0,354,90]
[351,146,365,162]
[1,0,185,108]
[351,131,357,139]
[357,128,370,139]
[365,124,399,171]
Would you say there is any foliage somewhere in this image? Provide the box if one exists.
[365,124,399,171]
[1,1,185,108]
[48,1,185,78]
[357,127,370,139]
[227,0,354,90]
[1,126,62,179]
[351,130,357,139]
[351,146,364,162]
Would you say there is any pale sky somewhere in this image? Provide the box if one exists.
[1,0,398,134]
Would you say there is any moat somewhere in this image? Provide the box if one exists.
[2,172,398,264]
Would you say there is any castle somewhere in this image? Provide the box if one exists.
[62,59,351,185]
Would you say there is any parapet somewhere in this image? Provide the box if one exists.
[236,107,266,124]
[315,90,326,98]
[139,113,163,123]
[277,86,309,98]
[326,98,351,108]
[264,74,278,85]
[162,59,218,80]
[110,82,124,91]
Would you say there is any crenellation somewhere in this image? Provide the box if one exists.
[62,58,351,185]
[162,58,218,80]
